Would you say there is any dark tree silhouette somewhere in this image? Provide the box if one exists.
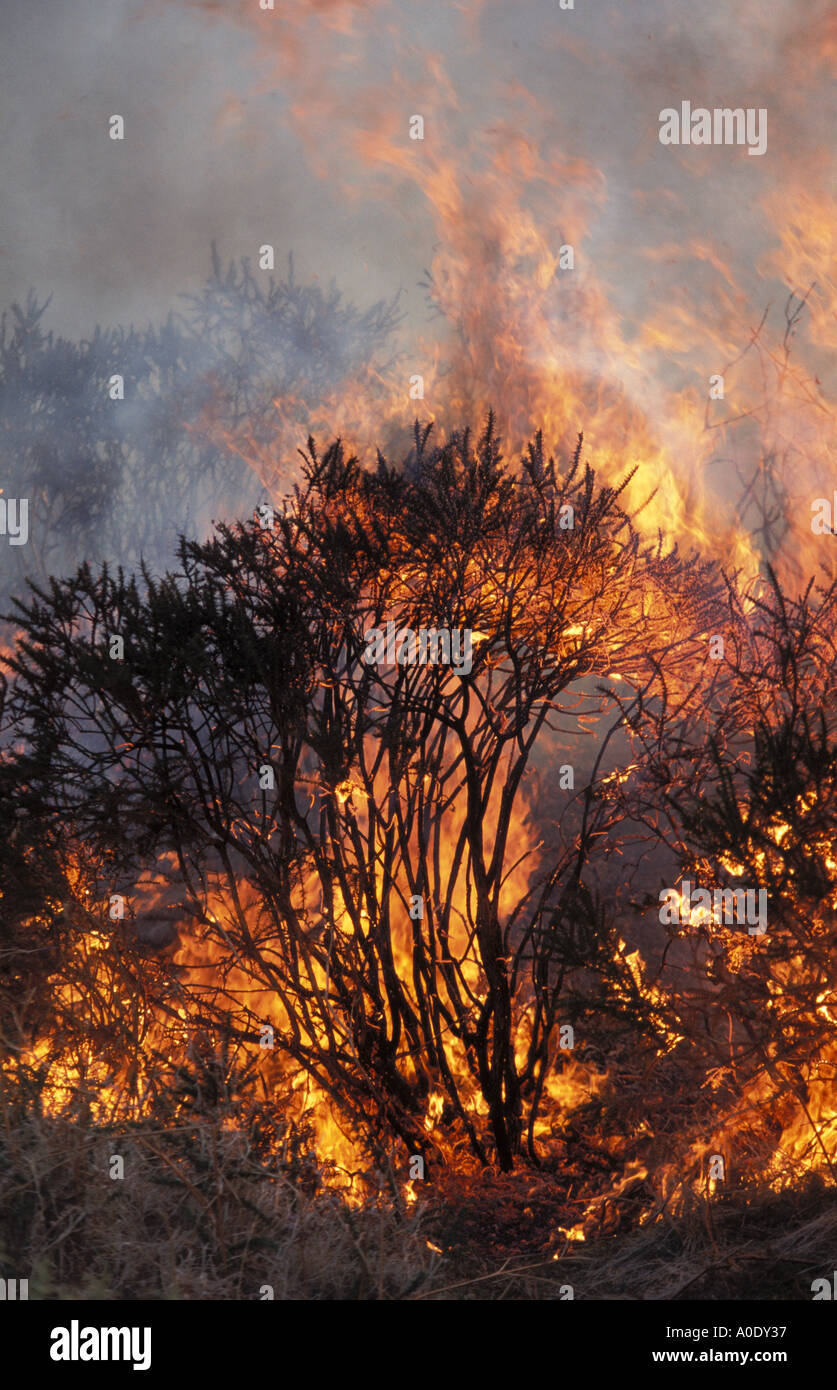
[613,567,837,1187]
[1,418,724,1170]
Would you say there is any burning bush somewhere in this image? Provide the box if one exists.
[1,417,723,1173]
[616,567,837,1192]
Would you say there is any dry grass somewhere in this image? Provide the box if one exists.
[2,1105,834,1300]
[417,1171,837,1300]
[0,1107,438,1300]
[560,1183,837,1301]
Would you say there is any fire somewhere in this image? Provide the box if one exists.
[184,0,837,599]
[2,0,837,1285]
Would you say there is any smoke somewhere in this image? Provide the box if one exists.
[0,0,408,338]
[3,0,829,338]
[0,255,401,612]
[0,0,835,595]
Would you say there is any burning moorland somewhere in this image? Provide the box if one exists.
[1,0,837,1302]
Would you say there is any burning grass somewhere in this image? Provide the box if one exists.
[3,1096,836,1301]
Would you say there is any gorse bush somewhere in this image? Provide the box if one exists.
[0,249,401,608]
[2,417,725,1171]
[615,568,837,1186]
